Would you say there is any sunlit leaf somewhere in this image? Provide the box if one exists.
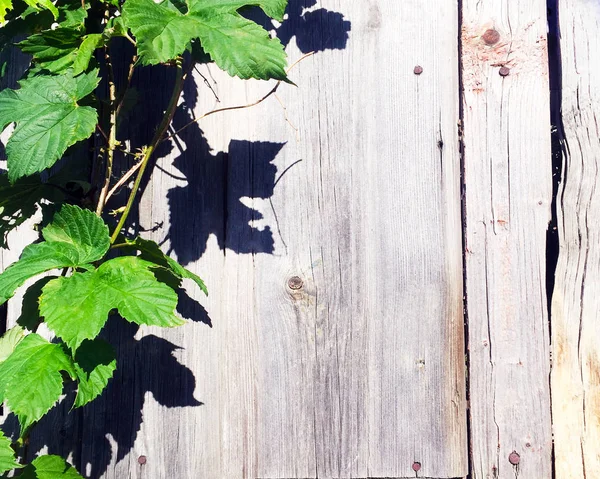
[41,256,184,351]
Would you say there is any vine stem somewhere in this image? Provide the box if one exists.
[162,51,314,143]
[109,58,185,244]
[96,45,117,215]
[104,52,313,207]
[115,54,138,120]
[11,424,32,467]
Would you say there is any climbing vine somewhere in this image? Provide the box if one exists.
[0,0,291,475]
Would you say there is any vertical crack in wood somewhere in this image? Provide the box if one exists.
[482,224,500,479]
[546,0,562,478]
[456,0,473,476]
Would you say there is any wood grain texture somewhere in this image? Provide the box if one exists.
[81,0,467,477]
[253,1,467,474]
[0,2,469,478]
[552,1,600,477]
[461,1,553,478]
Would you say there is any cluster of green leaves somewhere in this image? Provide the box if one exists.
[0,0,290,475]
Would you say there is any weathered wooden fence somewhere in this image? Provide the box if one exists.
[2,0,600,477]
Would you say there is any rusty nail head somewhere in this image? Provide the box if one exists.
[288,276,303,290]
[482,28,500,45]
[412,461,422,472]
[138,455,147,465]
[414,65,423,75]
[525,442,532,448]
[499,66,511,77]
[508,451,520,465]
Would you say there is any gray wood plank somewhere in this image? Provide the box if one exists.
[461,1,553,478]
[551,1,600,477]
[248,1,466,477]
[92,0,467,477]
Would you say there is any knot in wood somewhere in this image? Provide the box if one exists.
[413,65,423,75]
[499,66,511,77]
[508,451,520,465]
[138,456,147,465]
[412,462,422,472]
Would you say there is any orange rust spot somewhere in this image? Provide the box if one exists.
[461,22,549,93]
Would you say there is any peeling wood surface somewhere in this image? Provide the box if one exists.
[551,1,600,477]
[461,1,553,478]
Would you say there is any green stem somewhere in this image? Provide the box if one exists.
[11,424,33,465]
[115,54,138,120]
[110,58,185,244]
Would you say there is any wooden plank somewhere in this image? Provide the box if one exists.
[461,1,553,478]
[80,1,467,478]
[90,1,467,478]
[552,1,600,477]
[76,64,241,479]
[248,1,466,477]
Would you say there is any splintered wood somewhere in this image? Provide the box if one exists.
[552,0,600,477]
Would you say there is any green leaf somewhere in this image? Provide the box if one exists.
[0,174,63,248]
[58,3,87,28]
[73,339,116,408]
[0,69,99,181]
[0,0,59,23]
[122,0,288,80]
[105,15,127,37]
[0,204,110,305]
[23,0,58,20]
[40,256,184,351]
[19,26,102,75]
[0,430,21,474]
[0,334,76,432]
[0,0,12,23]
[0,325,25,362]
[18,28,82,73]
[72,33,102,74]
[0,2,85,53]
[21,455,83,479]
[124,237,207,295]
[41,203,108,254]
[191,0,287,20]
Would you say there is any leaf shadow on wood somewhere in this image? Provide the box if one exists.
[164,105,285,264]
[5,4,352,474]
[109,62,285,265]
[12,320,202,479]
[244,0,351,53]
